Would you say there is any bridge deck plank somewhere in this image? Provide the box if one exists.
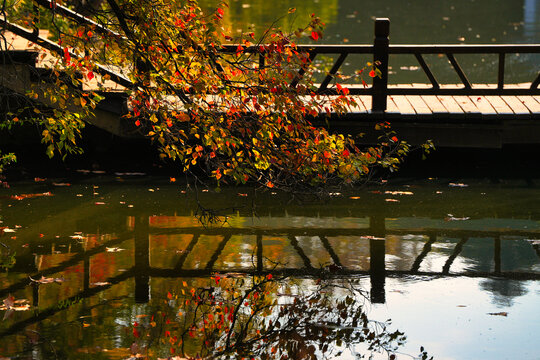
[485,96,515,115]
[453,96,482,115]
[420,95,449,114]
[405,95,432,115]
[501,96,532,116]
[391,95,416,115]
[435,95,465,115]
[470,96,497,115]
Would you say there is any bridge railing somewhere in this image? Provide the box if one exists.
[3,3,540,112]
[221,18,540,111]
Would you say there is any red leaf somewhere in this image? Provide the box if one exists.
[63,47,71,63]
[369,69,376,78]
[216,7,224,18]
[87,71,94,81]
[391,136,398,142]
[311,31,319,41]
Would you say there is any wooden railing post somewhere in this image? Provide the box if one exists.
[372,18,390,112]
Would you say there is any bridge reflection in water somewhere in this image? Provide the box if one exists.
[1,213,538,339]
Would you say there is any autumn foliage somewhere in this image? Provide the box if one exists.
[3,0,416,188]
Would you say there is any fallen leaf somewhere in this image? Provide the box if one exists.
[384,191,413,195]
[385,198,399,202]
[445,214,470,221]
[449,183,468,187]
[106,247,125,252]
[488,312,508,317]
[91,282,111,286]
[10,192,53,200]
[349,196,361,200]
[29,276,64,284]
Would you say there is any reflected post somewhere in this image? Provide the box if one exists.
[134,215,150,303]
[369,215,386,303]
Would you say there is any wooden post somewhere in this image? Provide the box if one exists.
[372,18,390,112]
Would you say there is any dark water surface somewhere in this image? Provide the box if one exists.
[0,174,539,359]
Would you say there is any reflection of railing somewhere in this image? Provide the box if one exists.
[1,215,539,338]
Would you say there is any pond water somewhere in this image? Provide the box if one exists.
[0,174,539,359]
[198,0,540,84]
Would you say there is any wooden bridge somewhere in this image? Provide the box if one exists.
[1,2,540,148]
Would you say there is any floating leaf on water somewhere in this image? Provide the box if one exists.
[385,199,400,202]
[384,191,413,195]
[349,196,361,200]
[399,66,420,71]
[95,202,106,205]
[445,215,470,221]
[237,193,248,197]
[2,228,16,233]
[106,247,125,252]
[488,312,508,317]
[53,182,71,187]
[29,276,64,284]
[449,183,468,187]
[329,192,341,196]
[359,236,385,241]
[1,296,30,311]
[10,192,53,200]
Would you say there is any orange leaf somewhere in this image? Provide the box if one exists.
[266,181,274,188]
[369,69,376,78]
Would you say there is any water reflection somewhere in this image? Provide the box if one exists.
[0,179,539,359]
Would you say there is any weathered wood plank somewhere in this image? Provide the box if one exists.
[516,96,540,113]
[391,95,416,115]
[385,96,401,114]
[436,95,464,115]
[348,96,368,113]
[420,95,449,114]
[405,95,432,115]
[453,96,482,115]
[485,96,514,115]
[470,96,497,115]
[501,96,532,116]
[359,95,372,112]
